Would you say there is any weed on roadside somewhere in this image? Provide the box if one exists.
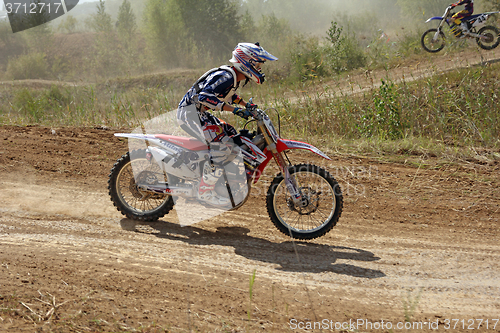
[402,287,423,322]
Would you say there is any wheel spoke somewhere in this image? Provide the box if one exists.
[116,157,169,213]
[273,168,336,233]
[316,207,331,220]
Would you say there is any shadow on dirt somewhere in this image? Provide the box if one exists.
[120,219,385,279]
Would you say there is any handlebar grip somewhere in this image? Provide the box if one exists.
[234,110,250,120]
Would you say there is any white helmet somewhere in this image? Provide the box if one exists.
[229,42,278,84]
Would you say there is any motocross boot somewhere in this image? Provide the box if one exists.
[197,162,230,206]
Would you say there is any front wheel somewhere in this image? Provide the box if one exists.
[266,164,343,240]
[108,149,175,221]
[477,25,500,50]
[421,28,446,53]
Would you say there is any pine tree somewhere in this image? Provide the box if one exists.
[58,15,78,34]
[143,0,244,67]
[117,0,137,47]
[176,0,242,60]
[86,0,117,77]
[143,0,186,67]
[87,0,113,33]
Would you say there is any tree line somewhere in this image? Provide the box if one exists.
[0,0,494,81]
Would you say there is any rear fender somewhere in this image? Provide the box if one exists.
[115,133,199,180]
[114,133,164,146]
[115,133,155,140]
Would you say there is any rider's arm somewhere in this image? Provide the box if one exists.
[197,70,248,113]
[221,103,240,113]
[198,71,235,111]
[202,97,246,113]
[200,88,247,114]
[451,0,468,7]
[232,95,247,107]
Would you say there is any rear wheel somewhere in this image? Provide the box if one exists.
[477,25,500,50]
[108,149,174,221]
[266,164,343,240]
[421,28,446,53]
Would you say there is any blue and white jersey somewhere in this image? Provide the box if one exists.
[179,67,241,112]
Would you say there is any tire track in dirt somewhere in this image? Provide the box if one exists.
[1,152,499,331]
[1,207,499,319]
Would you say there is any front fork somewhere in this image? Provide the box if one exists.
[433,18,448,40]
[257,120,303,206]
[434,29,441,40]
[272,149,303,205]
[434,24,444,41]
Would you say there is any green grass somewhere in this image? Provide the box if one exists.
[248,269,257,322]
[0,57,499,164]
[402,288,423,323]
[265,66,500,147]
[0,81,187,128]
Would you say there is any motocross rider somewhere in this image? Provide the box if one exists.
[177,42,278,206]
[450,0,474,36]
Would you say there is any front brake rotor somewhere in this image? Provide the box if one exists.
[287,187,320,215]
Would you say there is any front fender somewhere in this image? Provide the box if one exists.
[426,16,444,23]
[252,139,330,184]
[277,139,331,160]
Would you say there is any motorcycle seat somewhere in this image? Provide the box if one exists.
[464,14,481,21]
[155,134,208,151]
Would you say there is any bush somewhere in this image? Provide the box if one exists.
[13,89,45,122]
[324,21,366,73]
[289,21,367,81]
[394,30,424,57]
[397,0,450,24]
[12,85,71,123]
[6,53,49,80]
[289,36,327,81]
[359,80,404,140]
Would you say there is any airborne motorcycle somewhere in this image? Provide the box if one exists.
[108,106,343,240]
[421,6,500,53]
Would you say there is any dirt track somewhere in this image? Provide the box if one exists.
[1,124,499,332]
[1,48,500,332]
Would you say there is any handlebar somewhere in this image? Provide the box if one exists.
[249,107,267,121]
[235,98,275,123]
[445,6,457,17]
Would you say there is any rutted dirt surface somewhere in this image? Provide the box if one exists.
[1,125,499,332]
[2,48,500,331]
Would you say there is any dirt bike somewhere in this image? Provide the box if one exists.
[421,6,500,53]
[108,105,343,240]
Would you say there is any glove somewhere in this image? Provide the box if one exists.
[233,107,252,120]
[245,102,257,111]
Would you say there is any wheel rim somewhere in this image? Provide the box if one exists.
[480,29,496,47]
[273,171,336,234]
[423,31,444,51]
[116,158,170,214]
